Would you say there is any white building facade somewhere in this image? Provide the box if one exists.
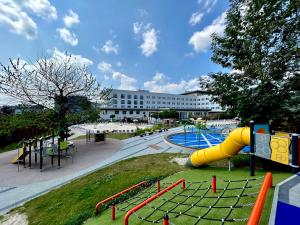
[100,89,224,121]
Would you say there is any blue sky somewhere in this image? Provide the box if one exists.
[0,0,229,101]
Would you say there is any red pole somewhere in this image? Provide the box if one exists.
[112,205,115,220]
[182,180,186,190]
[157,180,160,193]
[163,214,169,225]
[212,175,216,193]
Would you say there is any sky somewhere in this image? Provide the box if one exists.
[0,0,229,104]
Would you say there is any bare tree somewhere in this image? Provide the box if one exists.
[0,53,111,128]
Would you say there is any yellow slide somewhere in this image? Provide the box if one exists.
[11,149,28,164]
[188,127,250,167]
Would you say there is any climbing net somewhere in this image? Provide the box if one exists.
[114,176,264,224]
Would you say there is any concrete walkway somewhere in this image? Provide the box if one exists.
[0,127,187,214]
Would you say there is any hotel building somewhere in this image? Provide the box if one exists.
[100,89,224,121]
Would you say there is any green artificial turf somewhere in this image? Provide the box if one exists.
[84,168,289,225]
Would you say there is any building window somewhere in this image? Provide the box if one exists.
[140,106,143,108]
[134,95,138,99]
[128,105,131,108]
[112,99,117,104]
[158,96,161,99]
[152,96,155,99]
[140,95,143,100]
[134,106,137,108]
[127,94,132,99]
[152,101,155,104]
[115,110,119,114]
[129,111,133,114]
[121,100,125,104]
[113,93,117,98]
[134,100,138,105]
[127,100,131,104]
[122,111,126,115]
[136,111,140,114]
[140,101,143,105]
[121,94,125,99]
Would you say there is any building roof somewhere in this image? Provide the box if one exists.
[181,90,209,95]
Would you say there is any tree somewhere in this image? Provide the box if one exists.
[202,0,300,131]
[0,53,110,131]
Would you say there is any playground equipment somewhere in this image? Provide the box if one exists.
[94,173,272,225]
[188,127,250,167]
[10,135,75,171]
[186,122,300,175]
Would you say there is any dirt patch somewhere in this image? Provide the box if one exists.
[1,212,28,225]
[171,157,189,165]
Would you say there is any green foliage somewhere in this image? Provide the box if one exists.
[204,0,300,131]
[152,109,179,119]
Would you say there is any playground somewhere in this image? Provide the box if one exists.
[0,121,299,225]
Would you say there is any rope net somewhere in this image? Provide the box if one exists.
[109,176,264,225]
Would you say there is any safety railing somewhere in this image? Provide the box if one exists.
[247,172,272,225]
[124,178,186,225]
[95,181,147,214]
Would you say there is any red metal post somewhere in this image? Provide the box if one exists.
[95,181,147,214]
[112,205,115,220]
[212,175,216,193]
[157,180,161,193]
[163,214,169,225]
[124,179,185,225]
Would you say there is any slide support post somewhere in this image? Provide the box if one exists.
[250,120,255,176]
[291,134,299,174]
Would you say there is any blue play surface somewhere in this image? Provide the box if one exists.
[167,132,250,152]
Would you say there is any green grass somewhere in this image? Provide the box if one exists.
[72,133,135,141]
[13,153,290,225]
[84,168,288,225]
[0,142,19,153]
[20,153,187,225]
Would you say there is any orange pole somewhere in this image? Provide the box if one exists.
[247,172,272,225]
[163,214,169,225]
[95,181,147,214]
[124,179,185,225]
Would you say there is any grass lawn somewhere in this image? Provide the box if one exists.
[72,133,135,141]
[18,153,187,225]
[0,142,19,153]
[9,153,290,225]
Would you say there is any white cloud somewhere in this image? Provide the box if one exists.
[52,48,93,67]
[103,74,110,80]
[112,72,137,90]
[101,40,119,54]
[133,22,158,57]
[97,61,112,73]
[189,12,226,52]
[137,9,148,17]
[144,72,199,94]
[23,0,57,20]
[116,62,122,67]
[57,27,78,46]
[198,0,218,13]
[63,10,79,28]
[0,0,37,39]
[189,12,204,26]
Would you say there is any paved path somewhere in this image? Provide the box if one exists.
[0,127,187,214]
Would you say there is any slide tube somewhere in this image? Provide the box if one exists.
[188,127,250,167]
